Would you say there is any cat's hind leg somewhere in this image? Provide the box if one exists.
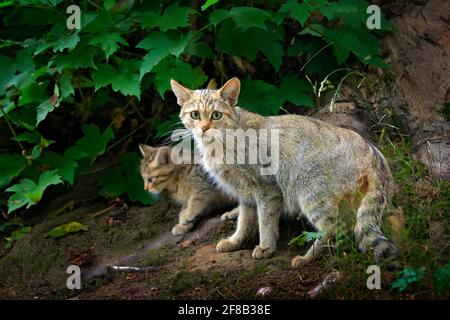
[292,205,336,267]
[216,203,257,252]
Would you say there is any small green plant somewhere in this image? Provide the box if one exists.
[4,226,31,249]
[391,266,426,292]
[434,261,450,296]
[289,230,325,247]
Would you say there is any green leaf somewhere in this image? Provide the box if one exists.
[299,24,325,37]
[59,74,74,99]
[52,45,97,71]
[210,7,271,31]
[152,56,208,97]
[217,20,283,71]
[289,231,326,247]
[185,41,213,59]
[279,0,312,26]
[0,154,27,188]
[209,9,230,26]
[93,60,141,97]
[12,131,40,144]
[39,151,78,185]
[201,0,220,11]
[5,226,32,249]
[89,32,128,60]
[36,100,56,126]
[64,124,115,161]
[391,267,426,292]
[239,78,279,115]
[18,81,48,106]
[52,32,80,53]
[0,55,16,95]
[6,170,63,213]
[137,32,193,79]
[104,0,115,10]
[141,4,196,31]
[279,74,314,107]
[46,221,88,238]
[434,261,450,296]
[99,152,158,205]
[230,7,271,31]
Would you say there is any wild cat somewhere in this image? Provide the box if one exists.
[139,144,238,235]
[170,77,398,267]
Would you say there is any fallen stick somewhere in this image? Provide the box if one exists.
[107,265,162,273]
[83,216,222,281]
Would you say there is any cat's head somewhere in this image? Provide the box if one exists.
[170,78,241,140]
[139,144,175,194]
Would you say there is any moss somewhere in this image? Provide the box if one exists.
[141,246,170,267]
[170,270,202,294]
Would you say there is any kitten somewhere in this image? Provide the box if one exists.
[170,78,398,267]
[139,144,238,235]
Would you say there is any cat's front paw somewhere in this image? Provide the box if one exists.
[220,208,239,221]
[216,238,241,252]
[252,245,276,259]
[171,223,193,236]
[291,255,311,268]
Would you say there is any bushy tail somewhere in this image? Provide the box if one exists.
[354,143,398,262]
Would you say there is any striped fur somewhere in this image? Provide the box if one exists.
[171,78,398,266]
[139,144,238,235]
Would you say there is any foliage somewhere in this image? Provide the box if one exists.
[99,152,158,205]
[46,221,88,238]
[4,226,31,248]
[0,0,392,214]
[434,261,450,296]
[391,267,426,292]
[289,230,325,247]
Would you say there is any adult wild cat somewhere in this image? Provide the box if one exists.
[170,78,398,267]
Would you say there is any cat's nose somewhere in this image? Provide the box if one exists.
[201,122,210,132]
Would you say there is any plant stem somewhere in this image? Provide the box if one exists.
[0,105,26,153]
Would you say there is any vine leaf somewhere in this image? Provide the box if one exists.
[6,170,63,213]
[99,152,158,205]
[141,4,196,31]
[0,154,27,188]
[89,32,128,61]
[201,0,220,11]
[92,60,141,97]
[46,221,88,238]
[137,32,193,79]
[210,7,272,31]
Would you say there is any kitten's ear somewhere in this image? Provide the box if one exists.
[156,146,172,165]
[218,77,240,107]
[139,144,154,156]
[170,79,193,106]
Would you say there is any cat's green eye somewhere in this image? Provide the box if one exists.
[211,111,222,120]
[190,111,200,120]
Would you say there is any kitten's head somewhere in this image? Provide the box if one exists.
[139,144,175,194]
[170,78,241,140]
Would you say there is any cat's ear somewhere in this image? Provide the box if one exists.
[170,79,193,106]
[156,146,172,165]
[139,144,154,156]
[218,77,240,107]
